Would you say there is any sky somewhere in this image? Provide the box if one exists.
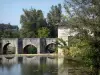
[0,0,64,28]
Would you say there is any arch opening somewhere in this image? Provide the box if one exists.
[23,44,37,54]
[3,43,10,54]
[45,43,57,53]
[3,43,16,54]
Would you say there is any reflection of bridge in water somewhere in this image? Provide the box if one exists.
[0,55,60,65]
[0,56,85,75]
[0,56,59,75]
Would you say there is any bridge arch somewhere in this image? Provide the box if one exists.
[23,44,37,54]
[3,43,11,54]
[45,43,57,53]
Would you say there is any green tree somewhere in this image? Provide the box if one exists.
[20,8,47,38]
[37,27,49,38]
[0,23,19,38]
[47,4,62,37]
[57,38,69,55]
[64,0,100,74]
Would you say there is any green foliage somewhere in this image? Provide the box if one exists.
[69,35,91,58]
[28,46,37,54]
[0,31,3,37]
[12,31,20,38]
[57,38,69,55]
[20,8,47,38]
[0,24,19,38]
[47,4,62,25]
[47,4,62,37]
[37,27,49,38]
[20,6,61,38]
[57,38,68,49]
[64,0,100,74]
[2,30,19,38]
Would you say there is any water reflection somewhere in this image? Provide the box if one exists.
[0,56,91,75]
[58,58,90,75]
[0,56,58,75]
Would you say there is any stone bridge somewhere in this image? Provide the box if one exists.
[0,38,57,54]
[46,38,56,45]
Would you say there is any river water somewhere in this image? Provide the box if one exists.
[0,56,89,75]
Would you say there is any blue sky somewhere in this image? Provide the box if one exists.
[0,0,64,28]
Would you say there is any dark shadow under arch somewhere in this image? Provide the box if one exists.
[23,44,37,54]
[3,43,11,54]
[45,43,57,53]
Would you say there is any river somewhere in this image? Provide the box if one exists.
[0,56,90,75]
